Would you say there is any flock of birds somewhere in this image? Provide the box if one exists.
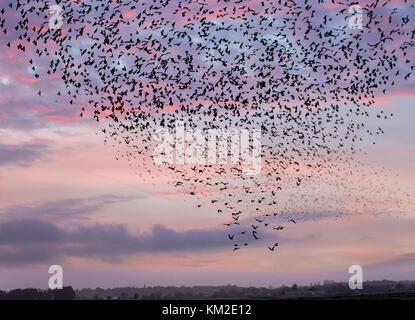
[1,0,414,252]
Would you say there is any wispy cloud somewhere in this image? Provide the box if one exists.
[0,218,315,266]
[0,142,47,167]
[0,219,227,265]
[0,195,140,222]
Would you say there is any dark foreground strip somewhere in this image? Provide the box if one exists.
[0,299,411,318]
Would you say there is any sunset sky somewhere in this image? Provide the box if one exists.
[0,0,414,290]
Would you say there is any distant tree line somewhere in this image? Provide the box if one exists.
[0,286,76,300]
[76,280,415,300]
[3,281,415,300]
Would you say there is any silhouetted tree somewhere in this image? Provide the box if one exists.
[50,286,76,300]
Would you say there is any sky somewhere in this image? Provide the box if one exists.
[0,0,414,290]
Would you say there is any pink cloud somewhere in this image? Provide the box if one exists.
[44,114,82,123]
[122,10,136,19]
[19,77,39,84]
